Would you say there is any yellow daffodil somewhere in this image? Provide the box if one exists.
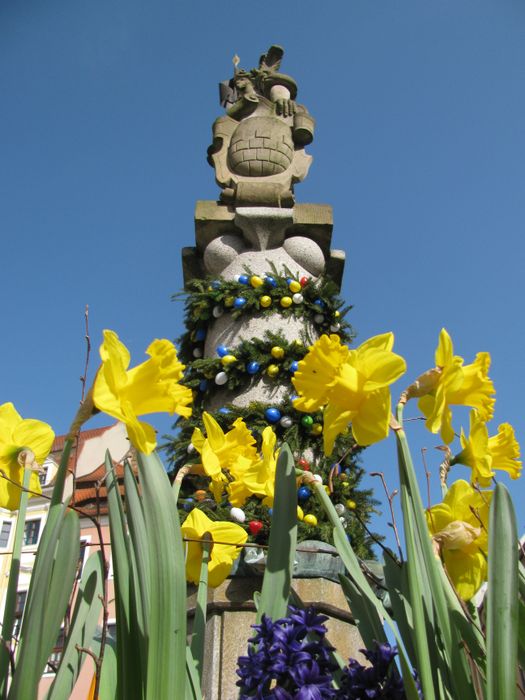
[181,507,247,587]
[228,427,279,507]
[426,479,492,600]
[191,412,258,501]
[93,330,192,454]
[451,410,521,487]
[0,403,55,510]
[292,333,406,454]
[416,329,495,444]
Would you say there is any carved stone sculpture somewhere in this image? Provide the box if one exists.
[207,45,315,207]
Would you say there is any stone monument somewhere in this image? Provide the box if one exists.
[178,46,366,699]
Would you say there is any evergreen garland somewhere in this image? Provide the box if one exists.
[164,269,382,560]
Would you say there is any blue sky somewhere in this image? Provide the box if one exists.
[1,0,524,543]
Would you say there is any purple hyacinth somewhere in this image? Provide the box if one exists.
[236,606,338,699]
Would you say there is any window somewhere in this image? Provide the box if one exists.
[44,628,65,674]
[12,590,27,637]
[77,539,90,579]
[23,519,41,546]
[0,521,12,548]
[38,466,48,486]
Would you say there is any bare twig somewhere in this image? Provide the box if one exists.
[370,472,403,561]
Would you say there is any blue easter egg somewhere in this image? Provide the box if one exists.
[289,361,299,373]
[267,508,273,517]
[234,297,247,309]
[216,345,229,357]
[195,328,206,342]
[183,498,195,512]
[246,361,260,375]
[238,274,249,285]
[265,407,282,423]
[199,379,208,392]
[297,486,312,502]
[211,280,221,289]
[313,298,325,308]
[218,407,230,414]
[265,276,277,288]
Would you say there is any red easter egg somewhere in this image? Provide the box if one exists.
[248,520,264,536]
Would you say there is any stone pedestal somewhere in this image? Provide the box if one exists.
[187,575,363,699]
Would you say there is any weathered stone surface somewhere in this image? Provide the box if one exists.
[188,575,364,700]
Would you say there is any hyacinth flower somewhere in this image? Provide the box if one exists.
[450,409,521,487]
[181,507,247,587]
[337,641,418,699]
[405,328,495,444]
[426,479,492,600]
[236,606,338,698]
[92,329,192,454]
[292,333,406,455]
[0,402,55,510]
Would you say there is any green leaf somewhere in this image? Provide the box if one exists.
[10,509,80,699]
[136,450,187,700]
[46,551,105,700]
[486,483,519,700]
[338,573,388,648]
[190,538,210,682]
[257,443,298,623]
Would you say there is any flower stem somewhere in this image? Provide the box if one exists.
[190,536,211,682]
[0,467,32,698]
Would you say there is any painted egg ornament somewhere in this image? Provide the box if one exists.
[248,520,264,536]
[230,507,246,523]
[292,293,303,304]
[186,443,196,454]
[250,275,264,288]
[216,345,229,357]
[304,514,318,526]
[265,407,282,423]
[297,506,304,521]
[289,360,299,373]
[314,313,325,324]
[221,354,237,366]
[199,379,208,392]
[218,407,230,414]
[299,276,309,287]
[280,296,293,308]
[312,474,323,484]
[335,503,346,515]
[210,280,221,290]
[301,416,314,428]
[270,346,285,359]
[238,274,249,285]
[297,458,310,471]
[212,305,224,318]
[194,328,207,341]
[288,280,301,293]
[265,275,277,287]
[346,499,357,510]
[246,361,260,375]
[311,424,323,435]
[330,323,341,332]
[224,296,235,307]
[279,415,293,428]
[215,371,228,385]
[194,490,207,502]
[192,347,203,358]
[297,486,312,502]
[183,498,195,512]
[234,297,247,309]
[266,364,280,378]
[260,295,272,308]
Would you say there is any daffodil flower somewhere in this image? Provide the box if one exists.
[292,333,406,454]
[93,330,192,454]
[191,412,258,501]
[181,508,247,587]
[0,403,55,510]
[415,329,495,444]
[451,410,521,487]
[228,427,279,507]
[426,479,492,600]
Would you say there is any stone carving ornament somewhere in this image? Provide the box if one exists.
[208,45,315,207]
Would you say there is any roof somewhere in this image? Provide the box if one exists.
[51,425,115,454]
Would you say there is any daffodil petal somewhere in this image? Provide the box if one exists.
[351,388,391,446]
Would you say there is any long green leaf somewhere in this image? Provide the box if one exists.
[104,451,142,700]
[190,539,210,682]
[313,482,420,700]
[486,483,519,700]
[338,574,388,650]
[10,509,80,699]
[136,450,187,700]
[46,551,105,700]
[257,444,297,623]
[0,468,31,699]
